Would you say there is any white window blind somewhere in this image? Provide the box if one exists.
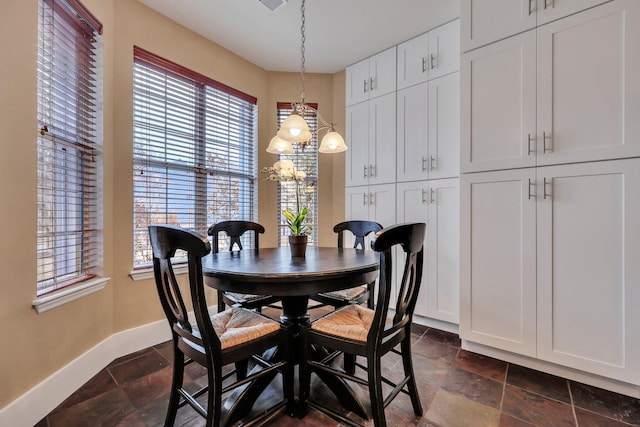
[133,47,258,266]
[276,103,318,246]
[36,0,103,295]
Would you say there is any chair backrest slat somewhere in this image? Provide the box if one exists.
[208,220,265,253]
[333,220,383,250]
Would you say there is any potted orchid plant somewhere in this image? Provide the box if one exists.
[261,160,311,256]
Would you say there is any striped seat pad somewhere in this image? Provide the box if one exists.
[319,285,367,301]
[310,304,375,342]
[210,307,281,349]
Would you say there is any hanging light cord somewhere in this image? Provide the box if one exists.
[299,0,306,104]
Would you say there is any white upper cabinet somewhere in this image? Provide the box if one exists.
[346,47,396,106]
[462,1,640,173]
[536,1,640,166]
[461,0,536,52]
[345,92,396,187]
[397,73,460,182]
[461,0,611,52]
[397,20,460,90]
[461,31,537,173]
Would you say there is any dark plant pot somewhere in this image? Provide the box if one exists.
[288,234,308,258]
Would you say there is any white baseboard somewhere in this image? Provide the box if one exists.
[0,319,171,427]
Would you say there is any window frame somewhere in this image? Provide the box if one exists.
[36,0,104,297]
[132,47,259,270]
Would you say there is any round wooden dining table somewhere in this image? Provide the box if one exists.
[201,246,379,419]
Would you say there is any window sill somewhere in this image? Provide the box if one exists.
[129,264,187,281]
[32,277,110,314]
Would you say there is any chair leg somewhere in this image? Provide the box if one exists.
[165,343,184,427]
[299,332,311,415]
[367,281,375,309]
[282,338,295,415]
[235,359,248,380]
[367,354,386,427]
[343,353,356,375]
[217,290,226,312]
[400,337,423,416]
[207,365,223,427]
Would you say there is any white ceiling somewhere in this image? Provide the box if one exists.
[137,0,460,73]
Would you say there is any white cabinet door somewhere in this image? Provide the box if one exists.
[345,102,370,187]
[397,179,459,323]
[346,58,370,106]
[460,168,537,356]
[429,73,460,180]
[397,83,429,182]
[537,0,640,166]
[345,186,370,223]
[369,47,397,100]
[536,0,612,26]
[368,92,397,186]
[429,19,460,80]
[345,184,396,229]
[426,179,460,324]
[346,46,396,106]
[461,30,537,173]
[536,159,640,384]
[461,0,536,52]
[397,32,430,90]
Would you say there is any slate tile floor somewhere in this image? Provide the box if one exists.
[36,309,640,427]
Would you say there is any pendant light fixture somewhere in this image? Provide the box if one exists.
[266,0,348,155]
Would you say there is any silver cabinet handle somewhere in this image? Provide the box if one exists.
[430,53,436,70]
[528,0,534,15]
[422,57,427,73]
[421,189,427,204]
[369,164,375,177]
[422,156,427,172]
[430,188,436,204]
[363,79,368,93]
[363,165,368,178]
[527,133,535,155]
[363,193,368,205]
[543,131,552,153]
[544,0,554,9]
[369,77,375,91]
[528,178,534,199]
[430,155,436,171]
[543,177,551,199]
[369,192,375,205]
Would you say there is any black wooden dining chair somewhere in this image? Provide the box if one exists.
[310,220,383,310]
[208,220,281,313]
[300,222,426,427]
[149,224,293,427]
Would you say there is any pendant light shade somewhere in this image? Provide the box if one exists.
[319,130,348,153]
[266,135,294,154]
[277,111,313,143]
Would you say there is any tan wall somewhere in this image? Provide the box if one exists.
[0,0,345,409]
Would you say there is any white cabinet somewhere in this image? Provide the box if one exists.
[397,179,460,324]
[345,92,396,187]
[536,159,640,384]
[397,19,460,90]
[346,47,396,106]
[462,0,640,173]
[461,0,611,52]
[460,159,640,382]
[461,30,538,173]
[536,2,640,166]
[460,168,537,356]
[397,71,460,183]
[345,184,396,229]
